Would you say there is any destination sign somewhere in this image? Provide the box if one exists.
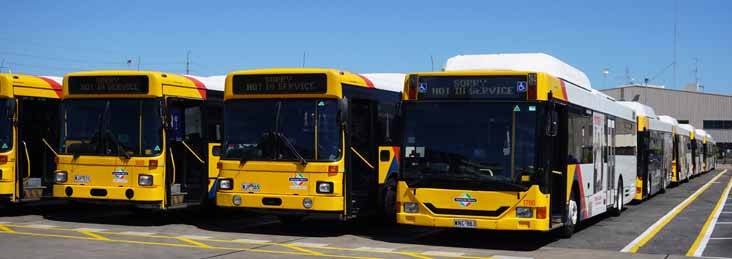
[232,74,327,94]
[416,75,528,100]
[68,75,149,94]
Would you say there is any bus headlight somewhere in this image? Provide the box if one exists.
[303,198,313,209]
[219,179,233,190]
[55,171,68,183]
[516,207,533,218]
[316,182,333,193]
[138,175,153,186]
[232,195,242,206]
[404,202,419,213]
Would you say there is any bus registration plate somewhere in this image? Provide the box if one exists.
[453,219,476,228]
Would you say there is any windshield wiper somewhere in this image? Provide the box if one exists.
[274,132,307,165]
[104,130,131,159]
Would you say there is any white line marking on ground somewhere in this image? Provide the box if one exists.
[73,228,107,232]
[710,237,732,240]
[355,247,395,252]
[422,251,466,256]
[288,242,329,247]
[177,235,212,239]
[0,221,11,224]
[721,212,732,214]
[233,238,271,243]
[119,231,157,236]
[621,171,727,253]
[25,224,57,228]
[491,256,535,259]
[690,175,732,257]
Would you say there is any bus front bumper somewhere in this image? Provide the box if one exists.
[397,212,550,231]
[52,184,163,203]
[217,192,344,212]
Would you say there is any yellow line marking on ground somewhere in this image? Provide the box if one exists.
[177,237,213,248]
[78,230,110,241]
[400,252,434,259]
[281,244,326,256]
[687,174,732,256]
[622,169,728,253]
[0,230,381,259]
[0,224,16,233]
[0,224,491,258]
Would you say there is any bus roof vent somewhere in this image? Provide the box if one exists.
[444,53,592,89]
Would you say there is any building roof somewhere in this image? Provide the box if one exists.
[603,84,732,99]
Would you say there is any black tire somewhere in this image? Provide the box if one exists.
[610,178,623,217]
[660,173,667,193]
[379,177,397,225]
[557,187,579,238]
[278,215,304,225]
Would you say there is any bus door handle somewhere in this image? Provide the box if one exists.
[350,147,375,170]
[181,141,205,164]
[21,141,31,179]
[41,138,58,156]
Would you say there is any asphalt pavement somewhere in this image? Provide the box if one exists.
[0,168,730,259]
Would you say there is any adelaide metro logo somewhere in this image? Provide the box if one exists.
[454,193,477,207]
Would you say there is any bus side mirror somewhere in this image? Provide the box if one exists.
[338,98,349,128]
[5,99,15,119]
[546,110,558,137]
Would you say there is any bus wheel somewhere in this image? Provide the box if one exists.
[610,178,623,217]
[278,215,304,225]
[558,189,579,238]
[380,177,397,225]
[661,175,667,193]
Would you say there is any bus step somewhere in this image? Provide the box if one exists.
[551,215,563,224]
[23,187,45,200]
[170,194,187,206]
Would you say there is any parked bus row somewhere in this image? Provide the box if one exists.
[0,53,719,238]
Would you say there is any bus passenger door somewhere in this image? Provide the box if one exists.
[548,103,568,224]
[165,98,208,208]
[347,99,377,216]
[16,97,60,202]
[606,119,616,207]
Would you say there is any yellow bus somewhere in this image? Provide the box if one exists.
[53,71,223,209]
[0,74,61,203]
[216,69,402,222]
[397,54,637,237]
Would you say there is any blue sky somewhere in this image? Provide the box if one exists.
[2,0,730,93]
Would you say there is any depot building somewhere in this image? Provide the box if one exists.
[601,84,732,155]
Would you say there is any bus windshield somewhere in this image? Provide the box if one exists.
[60,99,163,157]
[401,102,540,191]
[0,99,12,152]
[222,99,341,162]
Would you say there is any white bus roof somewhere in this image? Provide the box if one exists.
[658,115,678,125]
[618,102,657,118]
[444,53,592,89]
[185,75,226,92]
[695,129,708,139]
[360,73,405,93]
[678,124,696,133]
